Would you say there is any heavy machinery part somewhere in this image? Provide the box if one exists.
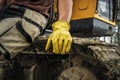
[72,37,120,80]
[70,0,118,37]
[53,0,118,37]
[58,66,97,80]
[4,36,120,80]
[88,45,120,80]
[23,36,120,80]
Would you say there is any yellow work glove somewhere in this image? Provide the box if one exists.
[45,21,72,54]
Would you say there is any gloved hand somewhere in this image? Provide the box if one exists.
[45,21,72,54]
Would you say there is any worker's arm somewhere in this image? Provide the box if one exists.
[0,0,7,9]
[58,0,73,22]
[45,0,73,54]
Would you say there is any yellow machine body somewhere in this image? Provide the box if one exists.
[71,0,96,20]
[71,0,116,26]
[53,0,118,37]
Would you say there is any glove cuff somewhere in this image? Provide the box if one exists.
[52,21,70,31]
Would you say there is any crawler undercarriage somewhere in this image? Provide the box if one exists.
[5,35,120,80]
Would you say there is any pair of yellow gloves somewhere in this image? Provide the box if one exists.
[45,21,72,54]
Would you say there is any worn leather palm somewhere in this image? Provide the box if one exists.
[45,21,72,54]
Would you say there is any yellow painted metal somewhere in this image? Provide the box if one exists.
[54,0,117,26]
[71,0,97,20]
[94,14,116,26]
